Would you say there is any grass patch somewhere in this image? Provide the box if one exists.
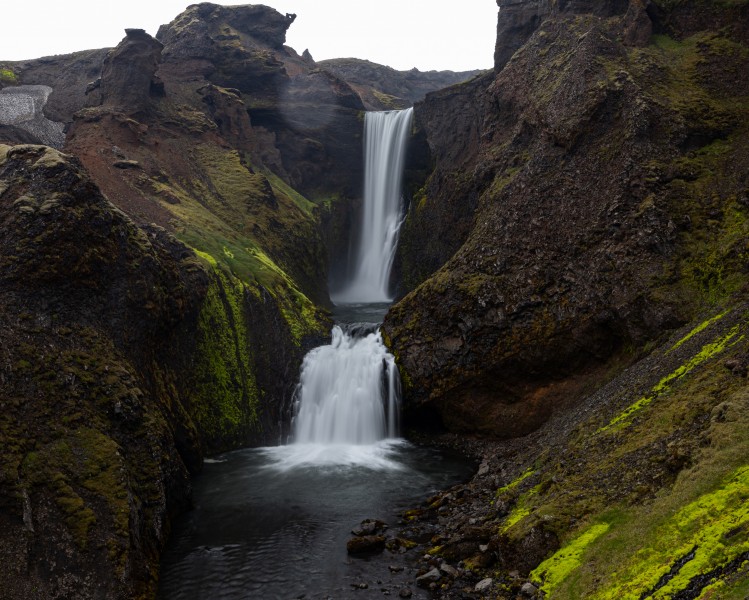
[531,523,611,596]
[0,67,17,84]
[496,468,536,497]
[520,322,749,598]
[667,308,731,353]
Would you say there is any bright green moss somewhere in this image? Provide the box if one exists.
[496,468,536,497]
[500,483,543,534]
[667,309,730,353]
[593,466,749,599]
[531,523,611,596]
[0,68,17,84]
[532,370,749,600]
[502,505,533,532]
[262,168,315,216]
[698,570,749,599]
[600,325,743,432]
[160,144,328,347]
[191,266,258,444]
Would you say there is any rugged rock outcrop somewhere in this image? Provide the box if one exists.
[494,0,632,71]
[100,29,164,113]
[154,2,365,199]
[1,50,108,125]
[0,137,323,596]
[0,5,343,596]
[376,2,749,596]
[0,144,201,598]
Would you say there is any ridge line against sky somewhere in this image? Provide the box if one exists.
[1,1,499,72]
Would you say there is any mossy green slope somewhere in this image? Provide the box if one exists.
[492,306,749,598]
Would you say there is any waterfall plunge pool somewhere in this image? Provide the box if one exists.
[159,301,474,599]
[157,440,473,600]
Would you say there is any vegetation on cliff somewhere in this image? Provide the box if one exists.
[0,6,340,595]
[0,144,202,598]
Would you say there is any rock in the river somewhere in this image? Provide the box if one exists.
[416,568,441,587]
[346,535,387,555]
[351,518,388,536]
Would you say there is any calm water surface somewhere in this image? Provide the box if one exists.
[158,441,472,599]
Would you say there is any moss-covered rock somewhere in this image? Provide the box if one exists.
[0,143,326,596]
[384,1,749,596]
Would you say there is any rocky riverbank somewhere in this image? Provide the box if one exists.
[350,300,749,598]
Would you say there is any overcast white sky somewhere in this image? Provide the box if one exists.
[1,1,498,72]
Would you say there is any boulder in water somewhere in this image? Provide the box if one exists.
[351,518,388,536]
[346,534,386,556]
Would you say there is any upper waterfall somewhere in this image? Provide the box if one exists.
[333,108,414,304]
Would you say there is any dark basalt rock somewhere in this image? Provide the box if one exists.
[318,58,485,110]
[347,535,387,555]
[157,3,295,51]
[494,0,635,72]
[0,123,43,144]
[387,0,749,438]
[155,2,365,199]
[0,144,203,598]
[100,28,164,113]
[4,49,110,124]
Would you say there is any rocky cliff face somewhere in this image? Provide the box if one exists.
[381,0,749,595]
[0,49,108,127]
[318,58,485,110]
[0,145,202,598]
[0,139,319,597]
[153,2,365,200]
[0,4,351,596]
[387,0,749,438]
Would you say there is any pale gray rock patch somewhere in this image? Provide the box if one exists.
[0,85,65,147]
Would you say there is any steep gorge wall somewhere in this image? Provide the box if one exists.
[0,141,322,597]
[382,1,749,596]
[0,6,342,596]
[387,0,749,436]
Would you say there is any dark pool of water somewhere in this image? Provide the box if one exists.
[158,440,473,600]
[331,302,391,326]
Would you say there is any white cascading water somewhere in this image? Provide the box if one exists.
[292,326,400,445]
[283,110,413,459]
[333,108,414,304]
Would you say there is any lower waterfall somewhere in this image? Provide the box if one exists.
[292,324,400,445]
